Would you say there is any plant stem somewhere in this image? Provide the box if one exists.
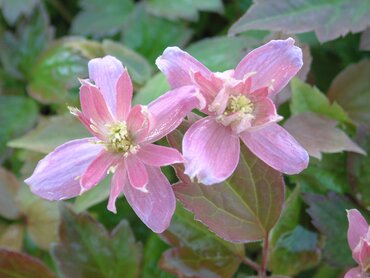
[239,255,260,272]
[260,232,270,278]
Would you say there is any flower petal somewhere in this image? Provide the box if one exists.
[127,105,153,143]
[347,209,369,251]
[80,150,117,191]
[234,38,303,97]
[126,155,149,191]
[88,55,124,114]
[116,69,133,121]
[145,85,205,143]
[183,117,240,185]
[108,162,126,213]
[137,144,183,167]
[240,123,309,175]
[123,166,176,233]
[252,97,281,127]
[24,138,103,201]
[156,46,212,88]
[344,267,363,278]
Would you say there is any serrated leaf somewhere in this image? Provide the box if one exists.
[102,40,152,85]
[145,0,223,21]
[290,78,351,124]
[0,249,56,278]
[52,208,142,278]
[71,0,134,38]
[0,167,20,219]
[160,204,244,278]
[0,224,24,251]
[229,0,370,43]
[284,112,365,159]
[168,125,285,243]
[0,0,38,25]
[8,114,89,154]
[303,192,361,267]
[122,4,192,63]
[27,37,103,104]
[0,95,38,156]
[328,59,370,125]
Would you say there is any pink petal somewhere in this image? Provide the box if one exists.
[252,97,281,127]
[357,237,370,269]
[126,155,149,191]
[347,209,369,251]
[156,46,212,88]
[127,105,153,143]
[137,144,183,166]
[71,108,103,140]
[183,117,240,185]
[209,87,229,115]
[24,138,103,201]
[192,72,223,104]
[80,83,114,130]
[80,150,117,191]
[116,69,133,121]
[234,38,303,97]
[123,165,176,233]
[88,55,124,114]
[108,162,126,213]
[240,123,309,175]
[344,267,364,278]
[145,85,205,143]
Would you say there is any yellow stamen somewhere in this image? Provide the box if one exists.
[106,121,137,154]
[225,95,254,115]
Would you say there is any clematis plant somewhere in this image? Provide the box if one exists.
[25,56,204,233]
[346,209,370,278]
[156,38,309,185]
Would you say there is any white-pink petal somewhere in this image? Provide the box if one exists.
[240,123,309,175]
[127,105,153,143]
[344,267,364,278]
[234,38,303,97]
[137,144,183,167]
[115,69,133,121]
[183,117,240,185]
[347,209,369,251]
[123,166,176,233]
[24,138,103,201]
[108,162,126,213]
[126,155,149,191]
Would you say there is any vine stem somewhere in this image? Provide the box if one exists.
[239,255,260,272]
[260,232,270,278]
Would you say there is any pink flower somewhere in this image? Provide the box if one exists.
[25,56,204,233]
[345,209,370,278]
[156,38,309,185]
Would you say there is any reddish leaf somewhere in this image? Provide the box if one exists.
[284,112,365,159]
[0,249,56,278]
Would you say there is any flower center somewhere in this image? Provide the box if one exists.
[106,122,136,154]
[225,95,254,115]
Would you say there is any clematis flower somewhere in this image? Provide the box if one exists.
[25,56,204,233]
[345,209,370,278]
[156,38,309,185]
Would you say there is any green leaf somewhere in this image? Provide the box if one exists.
[102,40,152,85]
[52,207,142,278]
[123,4,192,63]
[145,0,223,21]
[0,95,38,156]
[133,73,170,105]
[8,114,89,154]
[0,167,20,220]
[328,59,370,125]
[0,0,38,25]
[303,192,360,267]
[269,187,320,276]
[229,0,370,43]
[0,249,56,278]
[290,78,351,124]
[360,28,370,50]
[168,125,285,243]
[27,37,103,104]
[71,0,134,38]
[160,204,244,278]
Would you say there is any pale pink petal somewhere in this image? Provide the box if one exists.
[234,38,303,97]
[183,117,240,185]
[127,105,153,143]
[156,46,212,88]
[80,84,114,129]
[71,108,103,140]
[88,55,124,114]
[137,144,183,166]
[344,267,364,278]
[108,162,126,213]
[24,138,103,201]
[209,87,229,115]
[357,237,370,268]
[80,150,117,191]
[192,72,223,103]
[252,98,281,127]
[116,69,133,121]
[347,209,369,251]
[248,87,269,102]
[126,155,148,191]
[123,166,176,233]
[145,85,205,143]
[240,123,309,175]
